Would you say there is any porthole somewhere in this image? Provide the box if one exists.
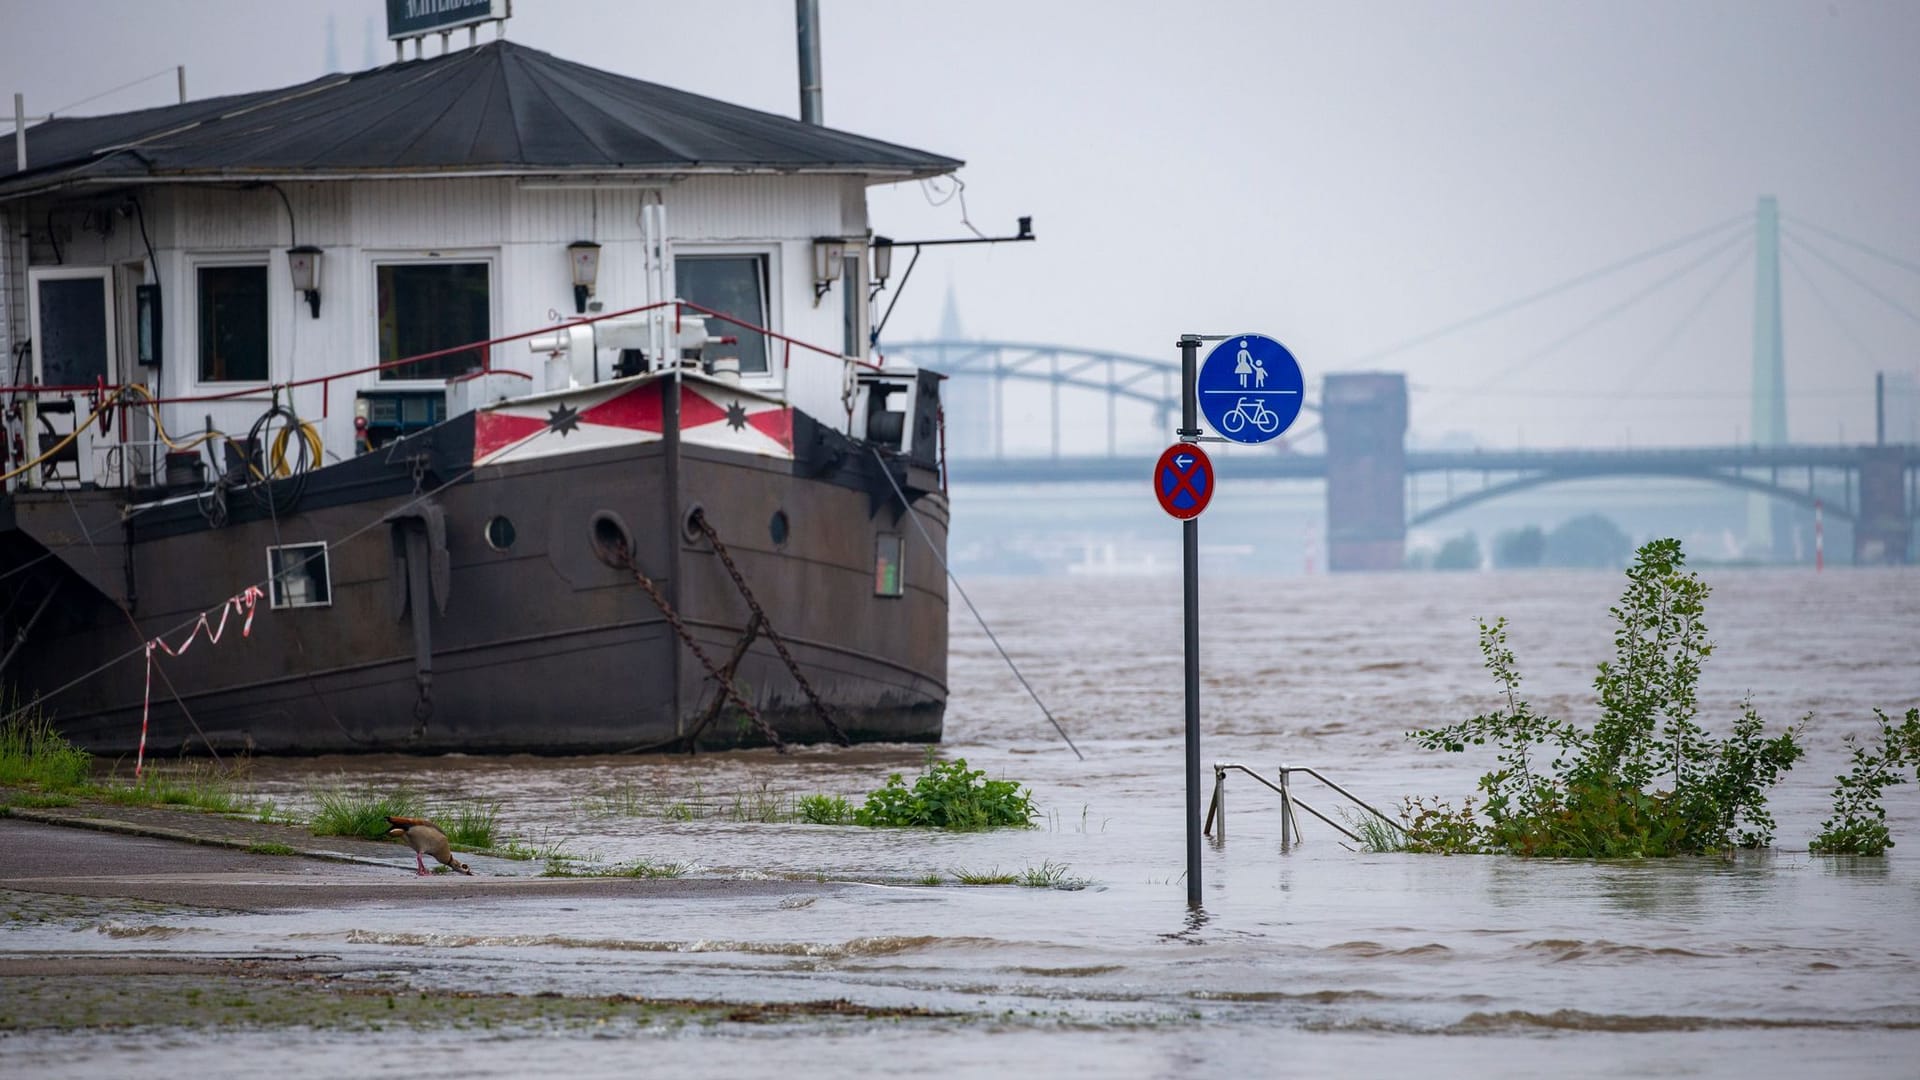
[681,503,707,544]
[484,516,516,551]
[769,509,790,547]
[589,510,634,568]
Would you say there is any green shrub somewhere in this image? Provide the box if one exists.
[853,757,1035,830]
[1405,538,1803,857]
[0,705,91,791]
[1811,708,1920,856]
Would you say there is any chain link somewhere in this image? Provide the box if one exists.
[612,542,788,753]
[689,509,852,746]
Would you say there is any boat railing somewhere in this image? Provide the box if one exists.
[2,299,874,493]
[1203,762,1406,849]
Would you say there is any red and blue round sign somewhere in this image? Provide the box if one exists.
[1153,442,1214,520]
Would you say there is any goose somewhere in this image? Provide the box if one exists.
[385,816,473,876]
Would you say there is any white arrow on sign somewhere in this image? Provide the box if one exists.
[1175,454,1194,470]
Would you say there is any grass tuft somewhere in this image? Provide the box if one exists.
[1015,861,1089,889]
[94,760,254,814]
[309,786,424,840]
[949,867,1018,886]
[438,799,499,849]
[0,705,92,791]
[245,841,298,856]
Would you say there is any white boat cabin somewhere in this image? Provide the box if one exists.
[0,40,959,492]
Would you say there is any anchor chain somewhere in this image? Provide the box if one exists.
[689,508,852,747]
[613,543,788,753]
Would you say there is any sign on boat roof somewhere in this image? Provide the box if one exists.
[0,39,962,198]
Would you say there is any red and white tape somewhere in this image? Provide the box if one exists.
[137,585,264,778]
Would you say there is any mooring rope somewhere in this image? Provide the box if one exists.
[869,448,1083,760]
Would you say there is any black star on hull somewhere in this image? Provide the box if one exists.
[547,402,582,435]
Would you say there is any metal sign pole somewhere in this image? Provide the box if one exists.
[1178,332,1202,908]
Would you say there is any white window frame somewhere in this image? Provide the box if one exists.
[185,253,275,394]
[367,250,499,388]
[671,244,782,389]
[26,265,117,385]
[267,541,333,610]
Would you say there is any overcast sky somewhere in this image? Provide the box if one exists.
[3,0,1916,448]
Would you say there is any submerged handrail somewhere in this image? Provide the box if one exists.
[1203,762,1405,849]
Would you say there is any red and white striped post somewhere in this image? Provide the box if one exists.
[1814,499,1824,573]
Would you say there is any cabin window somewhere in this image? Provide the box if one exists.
[676,255,769,374]
[267,542,332,609]
[376,261,490,380]
[874,533,904,597]
[197,264,269,383]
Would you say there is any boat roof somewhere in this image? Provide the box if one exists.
[0,39,962,198]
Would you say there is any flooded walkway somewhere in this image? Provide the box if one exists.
[4,569,1918,1077]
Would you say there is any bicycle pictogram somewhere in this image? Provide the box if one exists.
[1218,396,1281,435]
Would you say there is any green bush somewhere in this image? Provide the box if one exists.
[854,758,1035,830]
[1810,708,1920,856]
[1404,538,1803,857]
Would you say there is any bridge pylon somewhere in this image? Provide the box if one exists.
[1322,373,1408,571]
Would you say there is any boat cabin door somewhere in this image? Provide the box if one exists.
[24,265,117,488]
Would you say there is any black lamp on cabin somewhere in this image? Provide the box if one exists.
[811,236,845,304]
[287,245,323,318]
[870,236,893,293]
[568,240,601,314]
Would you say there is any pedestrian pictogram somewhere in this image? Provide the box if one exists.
[1196,333,1303,444]
[1153,442,1214,520]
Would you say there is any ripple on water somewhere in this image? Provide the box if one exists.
[339,930,1000,959]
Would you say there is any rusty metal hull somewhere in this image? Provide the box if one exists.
[2,417,947,755]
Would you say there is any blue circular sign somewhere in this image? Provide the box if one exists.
[1196,333,1303,444]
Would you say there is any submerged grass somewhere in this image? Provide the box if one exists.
[949,862,1089,889]
[1344,809,1410,853]
[541,858,689,879]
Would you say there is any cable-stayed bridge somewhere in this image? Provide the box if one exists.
[884,200,1918,568]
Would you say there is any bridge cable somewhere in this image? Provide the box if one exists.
[1782,229,1920,330]
[1786,216,1920,281]
[1413,227,1750,422]
[869,448,1084,760]
[1349,212,1750,366]
[1782,245,1879,369]
[1604,238,1753,400]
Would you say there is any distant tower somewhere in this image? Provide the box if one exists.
[1747,196,1790,558]
[324,14,340,73]
[933,281,994,460]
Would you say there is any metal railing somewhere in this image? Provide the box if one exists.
[1203,762,1405,849]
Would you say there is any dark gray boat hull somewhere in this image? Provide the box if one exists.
[2,411,947,755]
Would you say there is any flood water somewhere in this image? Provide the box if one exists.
[11,566,1920,1077]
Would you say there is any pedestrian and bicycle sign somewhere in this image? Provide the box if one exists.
[1153,442,1214,520]
[1196,333,1303,444]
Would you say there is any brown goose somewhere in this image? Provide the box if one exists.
[386,816,473,876]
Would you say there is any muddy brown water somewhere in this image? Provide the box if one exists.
[6,567,1919,1078]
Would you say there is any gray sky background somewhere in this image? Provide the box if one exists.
[3,0,1917,449]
